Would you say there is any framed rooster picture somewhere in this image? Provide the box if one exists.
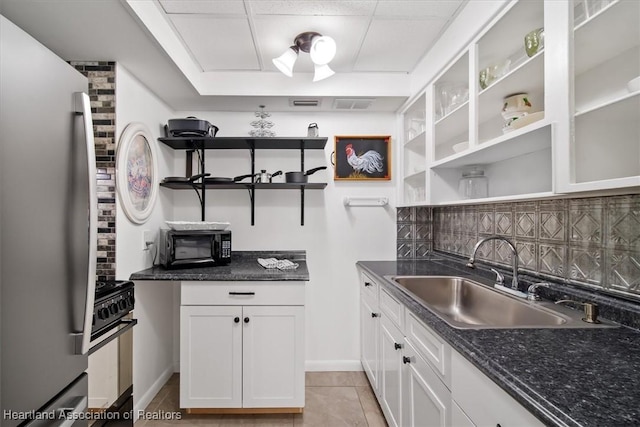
[333,135,391,180]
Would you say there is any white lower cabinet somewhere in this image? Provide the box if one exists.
[379,316,404,427]
[403,340,451,427]
[451,350,544,427]
[451,400,475,427]
[360,272,380,392]
[180,281,305,411]
[358,268,544,427]
[180,305,243,408]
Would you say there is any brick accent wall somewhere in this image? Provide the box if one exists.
[70,61,116,282]
[397,194,640,299]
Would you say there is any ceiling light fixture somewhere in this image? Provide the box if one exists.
[272,31,337,82]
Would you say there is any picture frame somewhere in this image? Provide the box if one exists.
[116,122,159,224]
[333,135,391,180]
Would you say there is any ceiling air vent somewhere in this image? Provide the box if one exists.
[332,98,375,110]
[289,98,321,107]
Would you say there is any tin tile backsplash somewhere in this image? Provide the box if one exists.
[397,195,640,298]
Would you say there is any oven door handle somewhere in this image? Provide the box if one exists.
[89,319,137,355]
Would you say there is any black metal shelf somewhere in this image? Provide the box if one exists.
[159,136,327,150]
[158,136,328,225]
[160,182,328,190]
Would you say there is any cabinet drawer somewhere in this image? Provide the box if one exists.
[379,287,404,329]
[360,271,378,302]
[451,350,543,427]
[405,310,451,389]
[181,281,305,306]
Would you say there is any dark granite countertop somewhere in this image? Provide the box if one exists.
[357,257,640,427]
[130,250,309,281]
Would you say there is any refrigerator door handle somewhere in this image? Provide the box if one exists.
[73,91,98,355]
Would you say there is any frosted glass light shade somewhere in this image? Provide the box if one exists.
[309,36,336,65]
[272,47,298,77]
[313,64,335,82]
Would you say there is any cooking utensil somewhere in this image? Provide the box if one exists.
[162,173,210,184]
[202,174,261,183]
[167,116,218,137]
[284,166,327,183]
[307,123,319,137]
[256,170,282,183]
[205,177,234,183]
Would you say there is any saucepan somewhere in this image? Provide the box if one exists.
[229,170,283,183]
[284,166,327,183]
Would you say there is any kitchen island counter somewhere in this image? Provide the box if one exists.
[130,250,309,281]
[358,257,640,427]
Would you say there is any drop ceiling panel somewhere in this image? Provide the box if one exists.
[159,0,247,15]
[248,0,376,16]
[169,15,259,70]
[374,0,465,17]
[253,15,370,72]
[354,18,447,71]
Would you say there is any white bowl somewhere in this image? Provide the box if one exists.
[453,141,469,153]
[628,76,640,93]
[165,221,230,231]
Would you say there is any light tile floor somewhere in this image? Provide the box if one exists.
[135,371,387,427]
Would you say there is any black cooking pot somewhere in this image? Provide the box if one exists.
[167,116,218,137]
[285,166,327,183]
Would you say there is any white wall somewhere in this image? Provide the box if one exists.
[170,111,398,369]
[114,65,176,413]
[408,0,507,101]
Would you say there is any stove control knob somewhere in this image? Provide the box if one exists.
[109,303,118,315]
[98,307,110,319]
[127,295,135,307]
[118,299,127,310]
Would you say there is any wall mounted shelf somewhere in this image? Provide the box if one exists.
[158,137,327,150]
[158,136,328,225]
[160,182,327,190]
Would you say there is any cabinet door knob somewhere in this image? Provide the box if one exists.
[244,317,250,323]
[402,356,411,364]
[394,343,403,350]
[364,282,372,287]
[371,312,380,318]
[234,317,240,323]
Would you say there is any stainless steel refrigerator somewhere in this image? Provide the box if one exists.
[0,15,98,426]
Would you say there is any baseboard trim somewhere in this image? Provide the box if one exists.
[134,365,175,421]
[305,360,363,371]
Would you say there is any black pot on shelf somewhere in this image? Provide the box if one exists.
[284,166,327,183]
[166,116,219,137]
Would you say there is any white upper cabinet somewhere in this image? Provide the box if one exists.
[398,0,640,206]
[561,0,640,192]
[400,92,428,205]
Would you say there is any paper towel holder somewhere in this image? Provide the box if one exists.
[343,196,389,207]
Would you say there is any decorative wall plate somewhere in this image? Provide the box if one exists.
[116,122,158,224]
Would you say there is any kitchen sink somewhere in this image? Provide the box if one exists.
[387,276,617,329]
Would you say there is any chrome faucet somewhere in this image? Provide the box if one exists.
[467,236,520,291]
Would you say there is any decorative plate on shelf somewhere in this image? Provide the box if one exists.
[165,221,230,231]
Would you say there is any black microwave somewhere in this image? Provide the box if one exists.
[159,229,231,269]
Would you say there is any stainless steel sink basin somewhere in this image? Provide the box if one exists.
[388,276,617,329]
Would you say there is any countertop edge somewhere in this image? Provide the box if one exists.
[129,250,310,282]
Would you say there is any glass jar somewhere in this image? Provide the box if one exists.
[458,167,488,199]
